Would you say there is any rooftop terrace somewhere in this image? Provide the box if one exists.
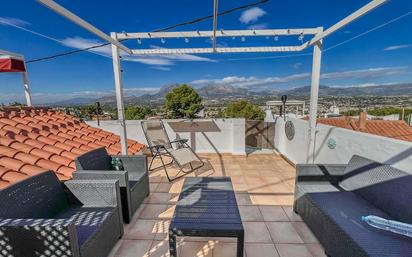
[107,153,324,257]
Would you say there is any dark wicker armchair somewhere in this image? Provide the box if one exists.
[0,171,123,257]
[74,147,149,223]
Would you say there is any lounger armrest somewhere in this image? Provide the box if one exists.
[0,218,80,257]
[171,139,188,144]
[65,179,121,208]
[112,154,148,180]
[72,170,128,187]
[296,164,347,183]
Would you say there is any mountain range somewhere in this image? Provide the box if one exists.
[48,83,412,106]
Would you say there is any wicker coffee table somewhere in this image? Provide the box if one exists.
[169,177,244,257]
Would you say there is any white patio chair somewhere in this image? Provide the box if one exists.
[141,119,204,181]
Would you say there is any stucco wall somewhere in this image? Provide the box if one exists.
[87,118,246,155]
[275,118,412,173]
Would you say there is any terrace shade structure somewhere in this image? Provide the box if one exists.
[0,49,32,106]
[37,0,388,163]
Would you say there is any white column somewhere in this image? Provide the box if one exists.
[111,32,128,155]
[22,72,32,106]
[307,39,323,164]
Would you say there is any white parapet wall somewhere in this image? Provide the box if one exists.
[275,117,412,173]
[87,118,246,155]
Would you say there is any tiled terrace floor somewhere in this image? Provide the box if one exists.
[109,153,326,257]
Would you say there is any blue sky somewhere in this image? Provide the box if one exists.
[0,0,411,104]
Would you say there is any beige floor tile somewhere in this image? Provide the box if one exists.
[266,222,304,244]
[235,193,253,205]
[292,222,318,243]
[139,204,168,219]
[179,241,215,257]
[147,239,184,257]
[150,183,159,192]
[155,183,173,193]
[124,219,157,240]
[108,240,122,257]
[154,220,170,240]
[282,206,303,221]
[213,242,239,257]
[243,222,272,243]
[245,243,280,257]
[275,244,314,257]
[238,205,263,222]
[169,180,184,194]
[159,205,176,219]
[259,206,289,222]
[149,175,163,183]
[146,239,171,257]
[114,239,153,257]
[251,194,294,206]
[306,244,327,257]
[146,193,174,204]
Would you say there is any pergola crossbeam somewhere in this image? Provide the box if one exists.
[131,45,305,55]
[116,28,322,40]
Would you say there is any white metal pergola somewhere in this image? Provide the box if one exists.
[37,0,387,163]
[0,49,33,106]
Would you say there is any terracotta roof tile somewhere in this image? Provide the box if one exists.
[0,107,146,189]
[314,116,412,143]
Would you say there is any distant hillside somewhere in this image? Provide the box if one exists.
[48,83,412,105]
[283,83,412,97]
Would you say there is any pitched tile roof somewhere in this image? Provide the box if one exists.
[314,116,412,143]
[0,107,146,189]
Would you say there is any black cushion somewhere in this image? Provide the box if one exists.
[0,171,69,219]
[128,180,139,189]
[75,147,112,171]
[340,155,412,223]
[55,206,115,246]
[308,191,412,257]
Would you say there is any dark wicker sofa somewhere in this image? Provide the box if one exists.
[74,147,149,223]
[294,155,412,257]
[0,171,123,257]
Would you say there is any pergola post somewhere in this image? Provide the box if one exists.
[21,72,32,106]
[307,38,323,164]
[111,32,128,155]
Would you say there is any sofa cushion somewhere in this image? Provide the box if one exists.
[340,155,412,223]
[0,171,69,219]
[307,191,412,257]
[55,206,115,246]
[75,147,112,171]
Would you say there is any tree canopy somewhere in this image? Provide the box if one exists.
[165,84,202,118]
[223,100,265,120]
[125,106,154,120]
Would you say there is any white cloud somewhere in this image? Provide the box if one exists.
[150,66,171,71]
[292,62,302,69]
[239,7,266,24]
[384,44,412,51]
[60,37,215,67]
[321,67,408,80]
[0,87,160,105]
[0,17,31,27]
[189,66,408,89]
[190,73,311,89]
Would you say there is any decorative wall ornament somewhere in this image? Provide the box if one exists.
[285,121,295,141]
[327,138,337,149]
